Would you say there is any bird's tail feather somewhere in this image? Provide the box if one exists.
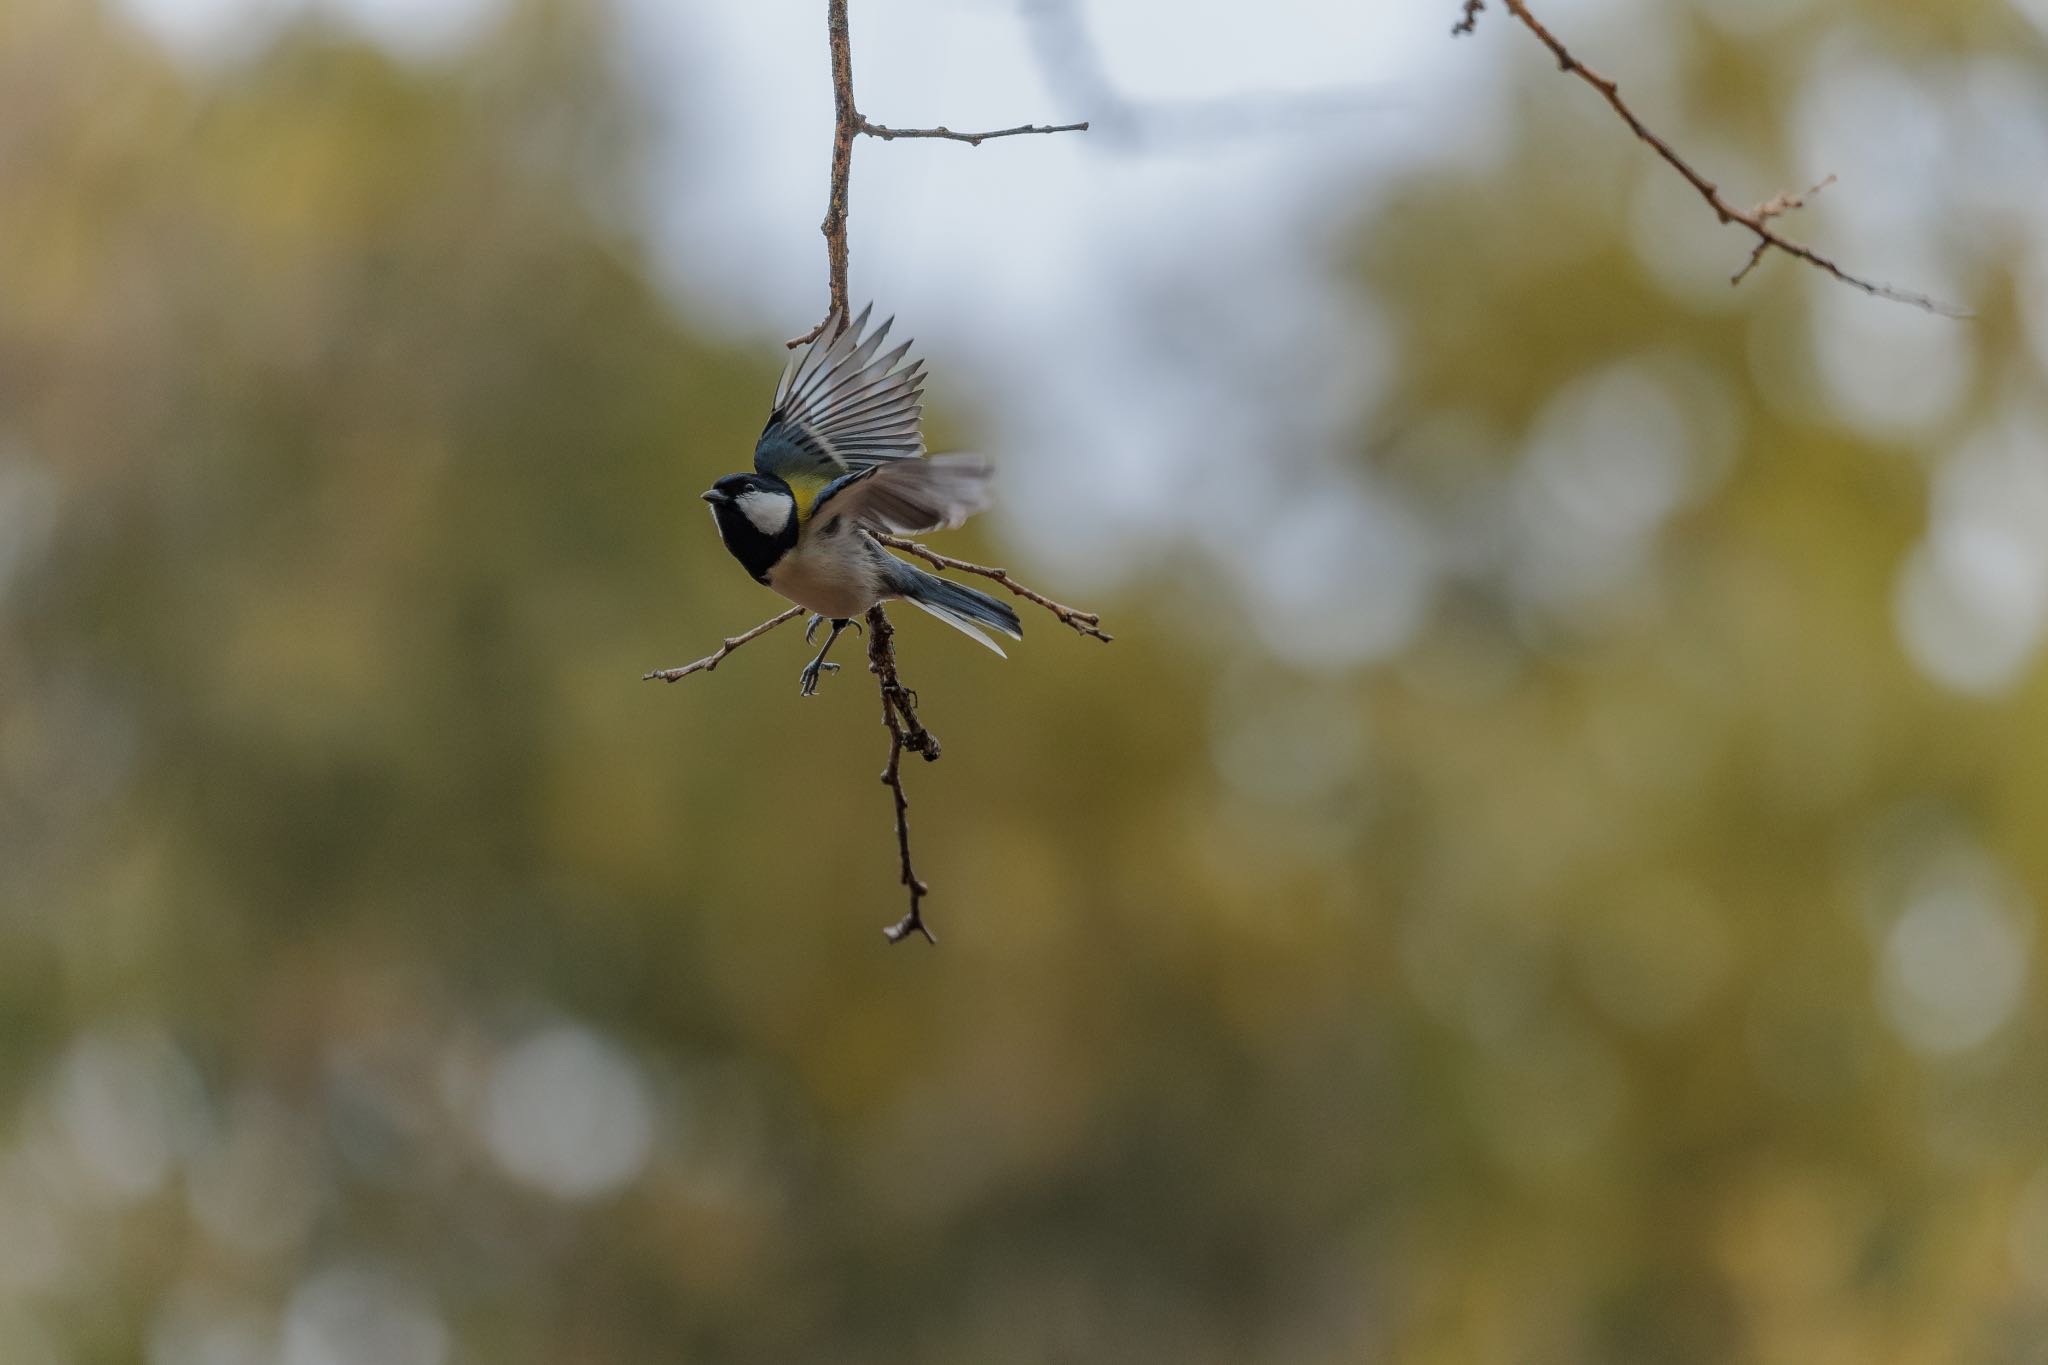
[889,565,1022,657]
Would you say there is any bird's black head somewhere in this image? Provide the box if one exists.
[702,472,798,583]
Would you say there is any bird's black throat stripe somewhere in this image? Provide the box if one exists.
[706,474,798,584]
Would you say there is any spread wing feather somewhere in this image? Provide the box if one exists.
[754,306,927,504]
[813,454,994,536]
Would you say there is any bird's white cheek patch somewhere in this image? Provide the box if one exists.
[738,489,794,535]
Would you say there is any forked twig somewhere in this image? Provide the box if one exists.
[787,0,1086,350]
[1453,0,1966,317]
[1732,174,1836,286]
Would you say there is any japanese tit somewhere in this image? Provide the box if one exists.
[701,305,1022,695]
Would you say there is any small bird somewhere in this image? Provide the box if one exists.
[701,305,1022,695]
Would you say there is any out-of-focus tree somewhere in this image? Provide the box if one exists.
[1,1,2045,1363]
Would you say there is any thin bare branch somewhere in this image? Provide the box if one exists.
[1730,237,1772,290]
[788,5,1091,348]
[1733,174,1836,285]
[736,0,1102,941]
[861,117,1089,146]
[1754,173,1837,225]
[876,534,1113,642]
[643,607,805,683]
[866,604,939,943]
[1457,0,1967,318]
[787,0,860,349]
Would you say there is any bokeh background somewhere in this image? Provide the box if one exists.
[6,0,2048,1360]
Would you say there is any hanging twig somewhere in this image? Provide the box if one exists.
[865,604,939,943]
[1453,0,1966,318]
[786,0,861,348]
[770,0,1099,941]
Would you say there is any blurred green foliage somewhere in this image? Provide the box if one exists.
[3,2,2048,1363]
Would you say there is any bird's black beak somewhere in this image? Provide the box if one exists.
[700,489,725,503]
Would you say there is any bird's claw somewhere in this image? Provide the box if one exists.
[805,614,863,645]
[798,660,841,697]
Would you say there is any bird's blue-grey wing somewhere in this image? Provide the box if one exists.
[813,454,994,536]
[753,306,927,512]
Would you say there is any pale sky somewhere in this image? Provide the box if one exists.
[619,0,1498,601]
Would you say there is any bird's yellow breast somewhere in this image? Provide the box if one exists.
[785,471,832,523]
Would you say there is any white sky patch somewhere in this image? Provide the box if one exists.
[478,1024,656,1199]
[1896,405,2048,695]
[1941,57,2048,241]
[1791,41,1955,268]
[1880,877,2031,1057]
[1863,839,2035,1059]
[1234,474,1434,670]
[281,1268,448,1365]
[2011,0,2048,46]
[321,0,501,60]
[1807,287,1974,442]
[109,0,304,65]
[1507,358,1719,624]
[626,0,1481,342]
[110,0,501,64]
[43,1026,205,1206]
[1896,523,2046,695]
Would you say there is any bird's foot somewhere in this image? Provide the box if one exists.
[798,659,841,697]
[800,616,857,694]
[806,613,862,645]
